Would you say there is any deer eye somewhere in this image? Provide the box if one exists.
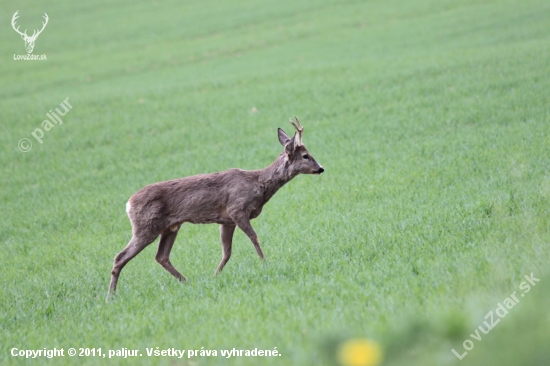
[302,154,309,160]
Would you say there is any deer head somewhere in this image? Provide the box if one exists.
[11,11,49,54]
[278,116,324,175]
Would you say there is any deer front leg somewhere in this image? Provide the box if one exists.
[216,224,236,275]
[230,211,265,260]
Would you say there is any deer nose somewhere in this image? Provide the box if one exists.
[317,167,324,174]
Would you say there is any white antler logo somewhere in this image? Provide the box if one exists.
[11,11,49,54]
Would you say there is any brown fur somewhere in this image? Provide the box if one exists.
[107,120,323,296]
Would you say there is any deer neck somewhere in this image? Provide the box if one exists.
[258,153,296,201]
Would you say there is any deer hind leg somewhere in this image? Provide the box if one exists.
[155,225,186,282]
[216,224,236,275]
[108,230,159,296]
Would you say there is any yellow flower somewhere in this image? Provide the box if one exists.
[337,338,383,366]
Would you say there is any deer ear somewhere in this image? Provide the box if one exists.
[284,134,297,155]
[278,128,290,146]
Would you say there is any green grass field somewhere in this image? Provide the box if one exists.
[2,0,550,365]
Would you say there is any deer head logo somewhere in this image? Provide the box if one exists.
[11,11,49,54]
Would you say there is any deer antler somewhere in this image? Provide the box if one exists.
[30,13,49,40]
[11,11,28,38]
[289,116,304,147]
[11,11,48,40]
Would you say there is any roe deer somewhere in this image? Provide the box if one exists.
[108,117,323,296]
